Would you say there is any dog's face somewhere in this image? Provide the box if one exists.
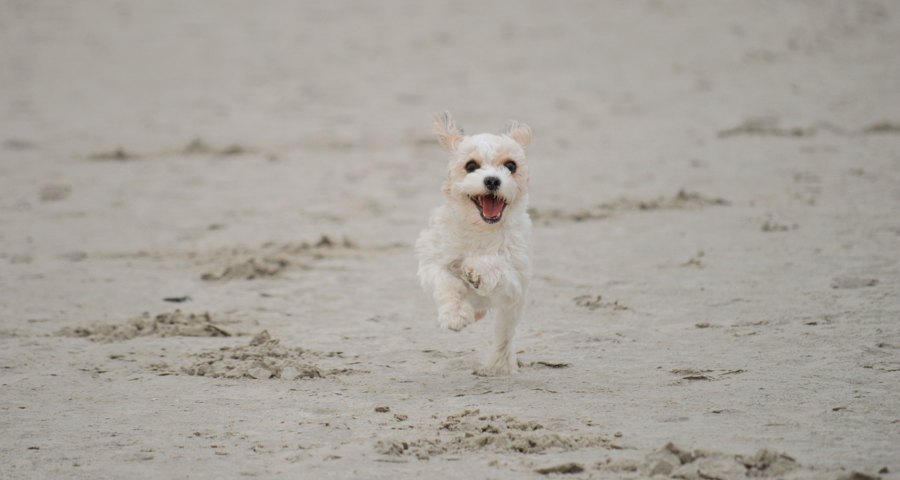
[433,112,532,229]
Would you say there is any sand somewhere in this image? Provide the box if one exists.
[1,1,899,478]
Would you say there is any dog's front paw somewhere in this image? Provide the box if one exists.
[439,309,474,332]
[462,264,482,290]
[461,258,499,295]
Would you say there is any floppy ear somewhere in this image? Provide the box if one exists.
[433,111,464,151]
[501,119,532,148]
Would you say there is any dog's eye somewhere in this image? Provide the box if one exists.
[504,161,517,174]
[465,160,479,173]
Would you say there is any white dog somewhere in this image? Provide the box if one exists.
[416,111,533,375]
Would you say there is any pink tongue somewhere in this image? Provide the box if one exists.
[482,196,504,218]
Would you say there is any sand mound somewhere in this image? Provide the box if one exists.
[529,190,730,223]
[180,331,322,380]
[200,235,357,281]
[376,410,611,460]
[717,118,900,139]
[182,138,252,156]
[201,257,290,281]
[58,310,233,342]
[600,442,799,479]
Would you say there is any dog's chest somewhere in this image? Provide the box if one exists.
[443,225,525,259]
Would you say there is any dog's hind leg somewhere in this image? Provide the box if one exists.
[465,290,490,322]
[484,302,522,374]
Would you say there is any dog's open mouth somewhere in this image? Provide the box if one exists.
[471,194,507,224]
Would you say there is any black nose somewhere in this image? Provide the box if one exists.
[484,176,501,191]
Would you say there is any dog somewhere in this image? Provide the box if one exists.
[416,111,533,375]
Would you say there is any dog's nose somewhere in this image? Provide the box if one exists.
[484,176,501,191]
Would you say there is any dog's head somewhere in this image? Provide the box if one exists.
[433,111,532,229]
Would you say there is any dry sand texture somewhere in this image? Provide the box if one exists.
[2,1,899,479]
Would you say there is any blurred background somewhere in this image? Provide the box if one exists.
[3,1,898,252]
[3,1,897,157]
[2,0,899,286]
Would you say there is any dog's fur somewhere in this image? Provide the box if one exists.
[416,111,533,375]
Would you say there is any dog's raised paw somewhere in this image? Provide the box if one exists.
[463,265,482,290]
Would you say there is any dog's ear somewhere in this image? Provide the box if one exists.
[433,111,464,151]
[501,120,532,148]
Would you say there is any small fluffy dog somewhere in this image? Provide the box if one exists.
[416,112,533,375]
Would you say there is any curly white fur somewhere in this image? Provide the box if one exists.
[416,111,533,375]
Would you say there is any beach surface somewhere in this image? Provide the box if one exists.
[1,1,899,478]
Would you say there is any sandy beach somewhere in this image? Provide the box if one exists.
[1,1,899,478]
